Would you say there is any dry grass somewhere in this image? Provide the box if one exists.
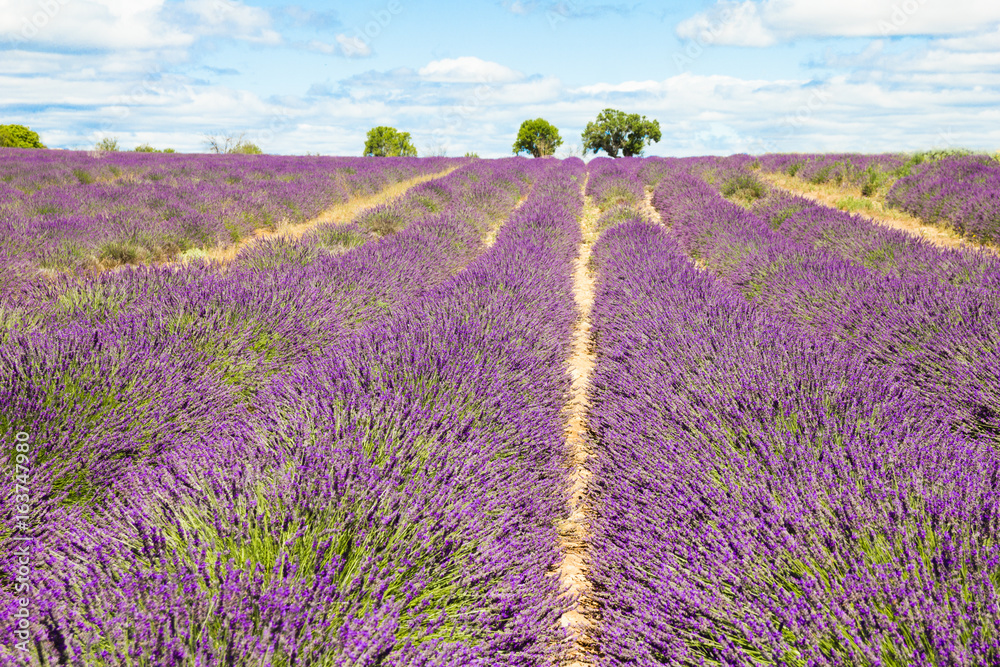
[94,168,460,277]
[762,171,999,256]
[641,187,662,226]
[483,191,531,249]
[483,223,503,249]
[195,167,460,266]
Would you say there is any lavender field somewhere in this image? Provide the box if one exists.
[2,149,1000,666]
[0,150,460,273]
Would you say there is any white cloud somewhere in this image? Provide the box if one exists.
[418,57,524,83]
[503,1,535,15]
[676,0,1000,46]
[676,2,776,47]
[0,0,190,50]
[575,79,671,95]
[0,0,279,51]
[335,34,371,57]
[936,25,1000,51]
[304,35,372,58]
[767,0,1000,38]
[6,39,1000,159]
[909,48,1000,72]
[0,49,70,76]
[496,76,563,104]
[179,0,280,44]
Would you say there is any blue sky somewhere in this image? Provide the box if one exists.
[2,0,999,157]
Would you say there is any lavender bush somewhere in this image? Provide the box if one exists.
[754,153,908,195]
[0,158,584,665]
[588,217,1000,665]
[887,155,1000,244]
[655,162,1000,444]
[3,150,1000,666]
[0,148,461,271]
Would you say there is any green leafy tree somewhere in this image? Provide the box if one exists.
[232,141,262,154]
[512,118,563,158]
[582,109,661,158]
[363,126,418,157]
[134,144,178,153]
[0,124,46,148]
[94,137,121,152]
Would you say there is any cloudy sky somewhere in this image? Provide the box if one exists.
[1,0,999,157]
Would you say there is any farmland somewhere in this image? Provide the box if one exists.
[2,149,1000,666]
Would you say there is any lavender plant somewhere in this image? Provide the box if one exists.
[0,159,586,666]
[887,155,1000,245]
[0,148,461,272]
[654,162,1000,445]
[587,218,1000,665]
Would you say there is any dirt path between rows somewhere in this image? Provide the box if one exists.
[641,187,661,225]
[556,175,600,666]
[761,172,999,257]
[158,167,459,270]
[483,198,517,249]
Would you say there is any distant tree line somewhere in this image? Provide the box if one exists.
[5,117,998,162]
[364,108,661,159]
[94,137,177,153]
[5,112,662,158]
[0,123,270,155]
[93,132,261,155]
[509,109,661,158]
[203,132,262,155]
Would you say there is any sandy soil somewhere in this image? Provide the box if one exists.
[555,175,601,666]
[762,171,999,256]
[204,168,459,265]
[639,186,661,224]
[483,190,531,249]
[102,167,460,276]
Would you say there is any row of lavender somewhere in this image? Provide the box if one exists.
[754,153,907,191]
[0,148,461,271]
[709,158,1000,289]
[583,157,671,231]
[4,157,531,331]
[0,158,539,521]
[886,155,1000,245]
[584,157,670,207]
[674,160,1000,441]
[586,214,999,664]
[1,158,585,665]
[755,152,1000,245]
